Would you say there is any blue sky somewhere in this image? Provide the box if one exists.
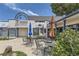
[0,3,53,20]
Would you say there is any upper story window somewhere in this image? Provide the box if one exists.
[18,21,28,25]
[35,21,45,22]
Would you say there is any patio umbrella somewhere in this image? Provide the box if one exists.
[49,16,55,39]
[28,23,32,37]
[28,23,32,43]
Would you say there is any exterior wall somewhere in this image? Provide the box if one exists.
[8,20,16,28]
[0,19,49,38]
[28,20,48,38]
[16,20,28,28]
[18,28,28,37]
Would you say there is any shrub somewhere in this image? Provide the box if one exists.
[51,29,79,56]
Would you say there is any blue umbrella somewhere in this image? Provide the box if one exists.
[28,23,32,36]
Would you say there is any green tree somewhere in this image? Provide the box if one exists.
[51,3,79,16]
[51,29,79,56]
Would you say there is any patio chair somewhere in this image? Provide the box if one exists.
[22,38,28,45]
[22,38,33,47]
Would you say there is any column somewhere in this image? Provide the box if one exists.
[8,28,9,39]
[46,21,48,38]
[63,19,66,31]
[17,28,19,37]
[55,22,57,33]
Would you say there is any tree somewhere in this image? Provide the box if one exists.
[51,3,79,16]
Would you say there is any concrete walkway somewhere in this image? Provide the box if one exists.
[0,38,37,56]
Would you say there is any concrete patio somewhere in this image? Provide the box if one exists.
[0,38,37,56]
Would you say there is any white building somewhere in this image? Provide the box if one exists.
[0,15,51,38]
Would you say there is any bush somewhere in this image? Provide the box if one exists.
[51,29,79,56]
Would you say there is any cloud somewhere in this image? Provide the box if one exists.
[4,3,39,16]
[27,10,39,16]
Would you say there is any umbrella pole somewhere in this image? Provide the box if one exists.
[29,35,31,43]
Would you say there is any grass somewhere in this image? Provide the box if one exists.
[0,37,9,40]
[0,51,27,56]
[13,51,27,56]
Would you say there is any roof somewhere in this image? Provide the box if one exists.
[0,16,51,22]
[0,22,8,27]
[56,9,79,22]
[28,16,51,21]
[54,16,63,21]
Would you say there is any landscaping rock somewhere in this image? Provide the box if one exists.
[2,46,12,56]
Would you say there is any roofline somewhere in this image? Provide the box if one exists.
[56,9,79,23]
[0,20,8,22]
[0,19,16,22]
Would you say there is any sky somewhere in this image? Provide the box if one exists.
[0,3,53,20]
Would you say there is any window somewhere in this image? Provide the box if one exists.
[44,29,46,33]
[0,28,2,36]
[35,21,45,22]
[33,28,46,37]
[39,28,43,36]
[33,28,39,36]
[9,28,16,37]
[0,28,8,37]
[2,28,8,37]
